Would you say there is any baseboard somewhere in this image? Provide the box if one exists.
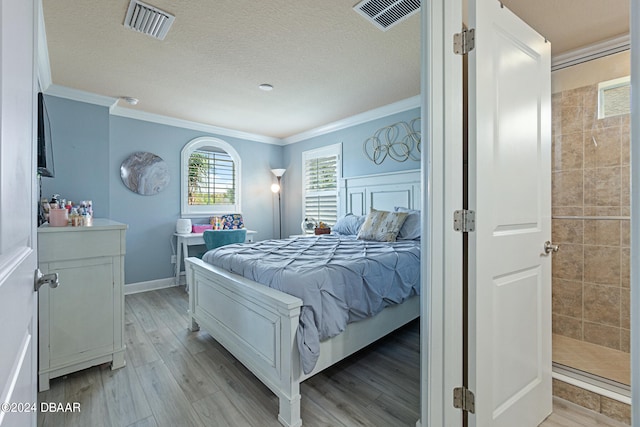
[124,277,181,295]
[552,368,631,404]
[552,373,631,425]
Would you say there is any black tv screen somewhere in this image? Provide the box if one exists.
[37,92,54,178]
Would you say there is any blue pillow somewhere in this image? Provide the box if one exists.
[332,213,366,236]
[394,207,421,240]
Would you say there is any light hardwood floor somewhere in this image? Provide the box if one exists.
[39,286,419,427]
[540,399,629,427]
[38,286,627,427]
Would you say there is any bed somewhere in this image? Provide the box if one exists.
[185,169,421,427]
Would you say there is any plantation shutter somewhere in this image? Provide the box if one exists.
[188,149,235,206]
[302,144,341,231]
[598,77,631,119]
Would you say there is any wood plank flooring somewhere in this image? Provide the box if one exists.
[39,286,420,427]
[540,398,630,427]
[37,286,628,427]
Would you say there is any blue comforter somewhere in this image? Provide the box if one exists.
[202,234,420,373]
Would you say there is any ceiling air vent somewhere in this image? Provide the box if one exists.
[354,0,420,31]
[124,0,175,40]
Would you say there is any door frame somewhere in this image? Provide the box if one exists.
[630,1,639,424]
[420,0,464,425]
[423,0,639,425]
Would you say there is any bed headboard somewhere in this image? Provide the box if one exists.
[339,169,421,216]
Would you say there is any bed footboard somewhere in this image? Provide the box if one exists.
[185,257,304,427]
[185,257,419,427]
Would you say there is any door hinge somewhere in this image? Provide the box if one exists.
[453,386,476,413]
[453,210,475,232]
[453,28,475,55]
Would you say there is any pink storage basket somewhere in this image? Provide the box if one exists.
[192,224,213,233]
[49,208,69,227]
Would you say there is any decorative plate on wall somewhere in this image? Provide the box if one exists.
[120,151,170,196]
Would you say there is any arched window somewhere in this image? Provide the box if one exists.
[181,137,241,217]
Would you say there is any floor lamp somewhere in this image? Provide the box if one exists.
[271,168,286,239]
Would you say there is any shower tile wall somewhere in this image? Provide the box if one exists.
[552,83,630,353]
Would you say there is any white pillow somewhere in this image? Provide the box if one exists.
[357,208,408,242]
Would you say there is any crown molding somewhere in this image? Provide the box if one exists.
[42,84,283,145]
[41,83,420,147]
[109,106,283,145]
[282,95,421,145]
[552,34,630,71]
[45,84,118,107]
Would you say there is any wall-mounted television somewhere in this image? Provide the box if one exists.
[37,92,55,178]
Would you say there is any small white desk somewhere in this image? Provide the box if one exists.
[174,230,256,285]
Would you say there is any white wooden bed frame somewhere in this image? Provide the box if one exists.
[186,169,421,427]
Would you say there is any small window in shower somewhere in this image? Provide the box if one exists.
[598,76,630,119]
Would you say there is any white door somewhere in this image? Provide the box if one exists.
[0,0,38,426]
[467,0,552,426]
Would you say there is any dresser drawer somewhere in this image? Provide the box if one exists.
[38,229,124,262]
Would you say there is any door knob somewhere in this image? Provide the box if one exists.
[34,269,59,292]
[544,241,559,255]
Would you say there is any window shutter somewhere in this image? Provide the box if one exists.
[303,150,340,229]
[601,84,630,117]
[598,76,630,119]
[188,149,236,206]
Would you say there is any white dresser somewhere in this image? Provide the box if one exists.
[37,219,127,391]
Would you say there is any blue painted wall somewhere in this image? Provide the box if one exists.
[41,94,419,285]
[42,96,283,285]
[108,116,282,283]
[41,95,111,217]
[281,107,421,238]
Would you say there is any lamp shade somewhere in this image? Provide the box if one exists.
[271,168,286,177]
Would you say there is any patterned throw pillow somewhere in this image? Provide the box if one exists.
[356,208,408,242]
[221,214,244,229]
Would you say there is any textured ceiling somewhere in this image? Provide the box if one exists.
[42,0,629,139]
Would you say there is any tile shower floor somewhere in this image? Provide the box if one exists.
[553,334,630,386]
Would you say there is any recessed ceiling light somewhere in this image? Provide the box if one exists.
[259,83,274,91]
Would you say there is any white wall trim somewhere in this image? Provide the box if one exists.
[42,84,283,145]
[282,95,421,145]
[45,84,118,107]
[342,168,420,181]
[422,0,463,424]
[124,277,180,295]
[41,83,420,147]
[551,34,630,71]
[110,105,283,146]
[630,0,639,424]
[553,372,631,405]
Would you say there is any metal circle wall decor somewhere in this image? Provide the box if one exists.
[120,151,170,196]
[362,117,421,165]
